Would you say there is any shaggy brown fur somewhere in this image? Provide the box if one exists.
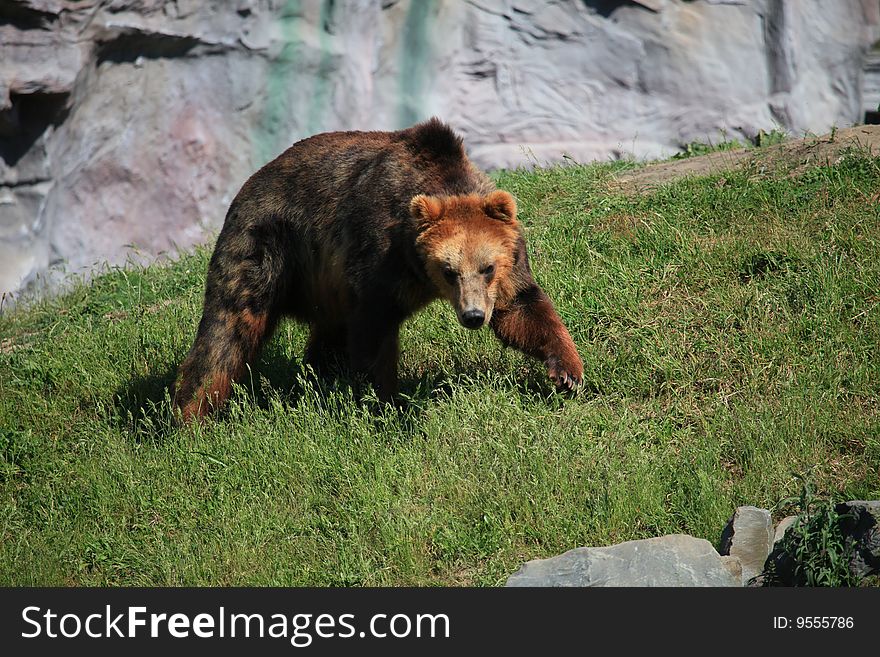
[174,118,583,422]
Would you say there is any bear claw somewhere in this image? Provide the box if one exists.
[547,360,581,394]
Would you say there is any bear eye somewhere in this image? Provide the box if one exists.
[480,264,495,277]
[442,266,458,284]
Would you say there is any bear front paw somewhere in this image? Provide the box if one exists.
[546,355,583,393]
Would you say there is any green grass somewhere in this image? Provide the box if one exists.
[672,137,745,159]
[2,149,879,586]
[672,127,788,159]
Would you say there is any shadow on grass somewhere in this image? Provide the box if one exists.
[398,362,600,412]
[111,369,178,444]
[111,346,585,444]
[110,351,370,444]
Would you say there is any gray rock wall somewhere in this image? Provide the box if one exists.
[2,0,878,298]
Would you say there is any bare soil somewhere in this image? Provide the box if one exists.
[612,125,880,193]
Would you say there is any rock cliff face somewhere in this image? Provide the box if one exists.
[2,0,878,297]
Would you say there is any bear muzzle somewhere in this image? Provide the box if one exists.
[459,309,486,329]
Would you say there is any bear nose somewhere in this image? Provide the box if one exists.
[461,309,485,329]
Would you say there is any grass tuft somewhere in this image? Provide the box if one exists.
[763,476,861,587]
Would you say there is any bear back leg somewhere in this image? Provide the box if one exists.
[173,223,287,422]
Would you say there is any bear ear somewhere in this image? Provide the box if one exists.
[410,194,444,226]
[483,190,517,223]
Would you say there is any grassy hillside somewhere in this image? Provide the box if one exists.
[1,146,879,585]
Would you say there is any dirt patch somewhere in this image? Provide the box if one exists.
[612,125,880,193]
[0,331,37,354]
[0,338,19,354]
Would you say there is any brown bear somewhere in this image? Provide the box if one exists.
[173,118,583,422]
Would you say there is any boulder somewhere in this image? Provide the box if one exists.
[835,500,880,579]
[720,555,744,585]
[719,505,774,585]
[772,515,799,548]
[506,534,739,587]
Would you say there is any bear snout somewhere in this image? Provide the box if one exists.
[460,309,485,329]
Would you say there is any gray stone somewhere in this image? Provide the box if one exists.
[719,505,774,585]
[506,535,740,587]
[836,500,880,579]
[0,181,52,294]
[864,50,880,117]
[772,515,799,548]
[2,0,879,297]
[720,555,744,585]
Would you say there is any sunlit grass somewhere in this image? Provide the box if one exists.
[2,149,878,585]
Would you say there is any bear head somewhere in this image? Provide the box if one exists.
[412,190,520,330]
